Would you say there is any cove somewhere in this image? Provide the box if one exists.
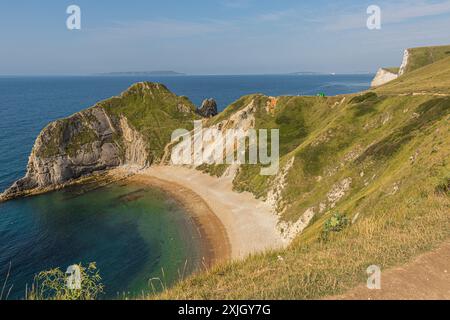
[0,180,204,299]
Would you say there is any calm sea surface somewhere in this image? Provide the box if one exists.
[0,74,371,299]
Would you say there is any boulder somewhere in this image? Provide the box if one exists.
[197,98,218,118]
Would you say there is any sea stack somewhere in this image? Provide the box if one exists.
[197,98,218,118]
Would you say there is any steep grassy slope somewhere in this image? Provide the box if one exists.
[401,45,450,75]
[99,82,199,161]
[157,56,450,299]
[383,67,400,74]
[376,56,450,95]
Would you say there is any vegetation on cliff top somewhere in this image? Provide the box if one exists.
[13,45,450,300]
[36,82,200,163]
[401,44,450,75]
[99,82,200,162]
[155,49,450,299]
[376,56,450,95]
[383,67,400,74]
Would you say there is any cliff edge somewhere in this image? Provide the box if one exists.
[1,82,199,201]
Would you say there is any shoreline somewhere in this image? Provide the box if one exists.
[2,164,286,263]
[124,173,231,267]
[129,166,286,259]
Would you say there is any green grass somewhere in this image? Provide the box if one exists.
[66,126,98,157]
[36,82,200,163]
[27,51,450,300]
[383,67,399,74]
[151,53,450,299]
[376,56,450,95]
[401,45,450,75]
[100,82,200,162]
[156,99,450,298]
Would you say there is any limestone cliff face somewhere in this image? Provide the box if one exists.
[1,82,199,201]
[371,68,398,87]
[119,116,150,167]
[1,106,149,200]
[398,49,410,76]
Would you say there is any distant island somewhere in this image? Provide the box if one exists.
[98,70,186,76]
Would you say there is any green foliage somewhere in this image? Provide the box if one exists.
[349,92,378,104]
[402,45,450,74]
[358,97,450,162]
[383,67,399,74]
[100,82,200,162]
[197,163,229,177]
[66,127,98,157]
[155,46,450,300]
[273,100,308,154]
[435,176,450,196]
[27,262,104,300]
[376,56,450,94]
[320,213,350,241]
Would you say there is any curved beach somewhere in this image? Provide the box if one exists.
[125,173,232,267]
[112,166,286,264]
[119,166,286,261]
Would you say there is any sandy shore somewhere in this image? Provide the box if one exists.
[125,174,231,267]
[115,165,285,261]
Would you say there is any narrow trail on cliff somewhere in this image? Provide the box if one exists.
[330,240,450,300]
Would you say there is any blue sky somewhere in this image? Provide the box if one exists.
[1,0,450,75]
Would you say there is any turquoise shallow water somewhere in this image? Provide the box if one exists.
[0,75,371,299]
[0,181,202,299]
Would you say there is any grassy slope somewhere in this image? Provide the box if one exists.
[100,82,200,162]
[402,45,450,75]
[155,56,450,299]
[376,56,450,95]
[383,67,400,74]
[36,82,199,163]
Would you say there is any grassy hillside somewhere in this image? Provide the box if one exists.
[154,53,450,299]
[100,82,200,162]
[383,67,400,74]
[36,82,200,163]
[401,45,450,75]
[376,56,450,95]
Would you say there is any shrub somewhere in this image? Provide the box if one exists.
[349,92,378,104]
[27,262,104,300]
[320,213,350,241]
[435,177,450,196]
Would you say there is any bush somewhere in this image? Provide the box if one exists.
[349,92,378,104]
[435,177,450,196]
[320,213,350,241]
[27,262,104,300]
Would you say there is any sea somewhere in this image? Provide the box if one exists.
[0,74,372,299]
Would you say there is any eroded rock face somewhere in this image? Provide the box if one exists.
[371,68,398,87]
[398,49,410,76]
[197,98,218,118]
[1,106,148,200]
[1,82,200,201]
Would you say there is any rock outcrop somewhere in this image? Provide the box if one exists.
[1,82,198,201]
[197,98,218,118]
[398,49,410,76]
[1,107,148,200]
[371,68,399,87]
